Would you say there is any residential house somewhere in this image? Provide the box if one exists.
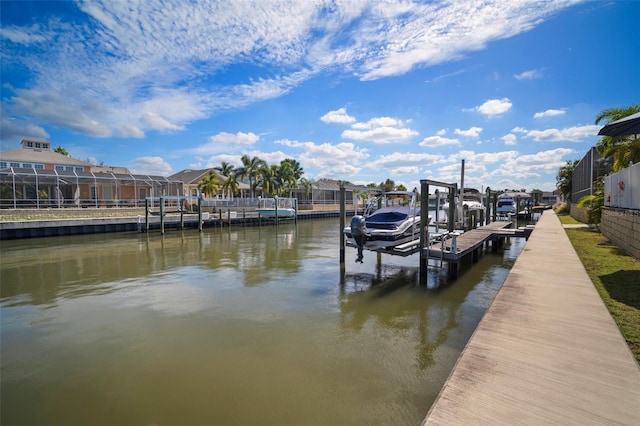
[0,139,182,208]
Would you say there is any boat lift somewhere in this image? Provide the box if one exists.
[339,176,530,283]
[339,179,458,283]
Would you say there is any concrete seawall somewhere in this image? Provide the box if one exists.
[0,209,346,240]
[422,210,640,425]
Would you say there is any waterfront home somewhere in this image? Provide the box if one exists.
[0,139,181,208]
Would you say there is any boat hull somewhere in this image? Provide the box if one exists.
[256,208,296,218]
[343,220,421,251]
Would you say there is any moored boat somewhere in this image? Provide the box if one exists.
[496,194,517,215]
[256,197,296,218]
[343,191,430,262]
[442,188,484,217]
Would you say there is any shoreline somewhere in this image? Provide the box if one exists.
[0,208,345,240]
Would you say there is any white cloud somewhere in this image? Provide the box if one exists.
[391,166,420,175]
[320,107,356,124]
[368,152,444,170]
[194,153,245,169]
[141,112,184,132]
[210,131,260,145]
[0,24,49,44]
[355,2,572,80]
[502,133,517,145]
[0,0,576,141]
[449,150,519,165]
[119,124,145,138]
[129,156,172,176]
[352,116,404,130]
[473,98,512,116]
[514,69,543,80]
[274,138,369,178]
[0,115,50,144]
[455,126,483,138]
[533,109,566,118]
[524,125,601,142]
[419,135,460,147]
[342,126,418,144]
[8,88,113,137]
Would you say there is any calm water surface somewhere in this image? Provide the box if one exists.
[1,218,524,426]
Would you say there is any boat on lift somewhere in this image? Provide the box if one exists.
[256,197,296,218]
[442,188,484,217]
[496,194,517,216]
[343,191,430,262]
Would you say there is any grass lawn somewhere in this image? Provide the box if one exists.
[557,214,640,363]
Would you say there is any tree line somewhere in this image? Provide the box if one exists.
[196,155,411,200]
[197,155,309,199]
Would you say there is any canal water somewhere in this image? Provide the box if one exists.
[1,218,525,426]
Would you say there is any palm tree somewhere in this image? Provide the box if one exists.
[221,174,240,201]
[215,162,236,199]
[215,161,235,178]
[595,105,640,156]
[237,155,266,198]
[276,160,297,196]
[54,146,69,156]
[198,173,220,198]
[556,160,578,201]
[352,188,369,213]
[379,178,396,192]
[299,177,319,205]
[602,137,640,172]
[258,164,278,197]
[284,158,304,181]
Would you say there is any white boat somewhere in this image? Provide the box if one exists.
[496,195,517,215]
[343,191,430,262]
[442,188,484,217]
[256,197,296,218]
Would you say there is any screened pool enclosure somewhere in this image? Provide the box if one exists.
[0,168,183,209]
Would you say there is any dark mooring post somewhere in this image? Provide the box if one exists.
[485,187,491,225]
[198,197,203,232]
[492,192,498,222]
[159,196,165,235]
[448,184,457,232]
[419,180,429,286]
[145,198,150,233]
[339,184,346,264]
[180,199,185,230]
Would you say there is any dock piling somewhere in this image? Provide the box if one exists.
[339,185,345,264]
[160,196,165,235]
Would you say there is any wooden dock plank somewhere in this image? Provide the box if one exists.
[424,221,515,261]
[422,210,640,425]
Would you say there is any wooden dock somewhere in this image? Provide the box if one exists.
[422,221,533,278]
[422,210,640,425]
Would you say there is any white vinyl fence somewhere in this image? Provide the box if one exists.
[604,162,640,209]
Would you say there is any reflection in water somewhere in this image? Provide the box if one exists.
[1,219,525,426]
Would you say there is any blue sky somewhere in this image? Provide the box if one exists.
[1,0,638,192]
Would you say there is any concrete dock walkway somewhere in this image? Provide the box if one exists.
[423,210,640,425]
